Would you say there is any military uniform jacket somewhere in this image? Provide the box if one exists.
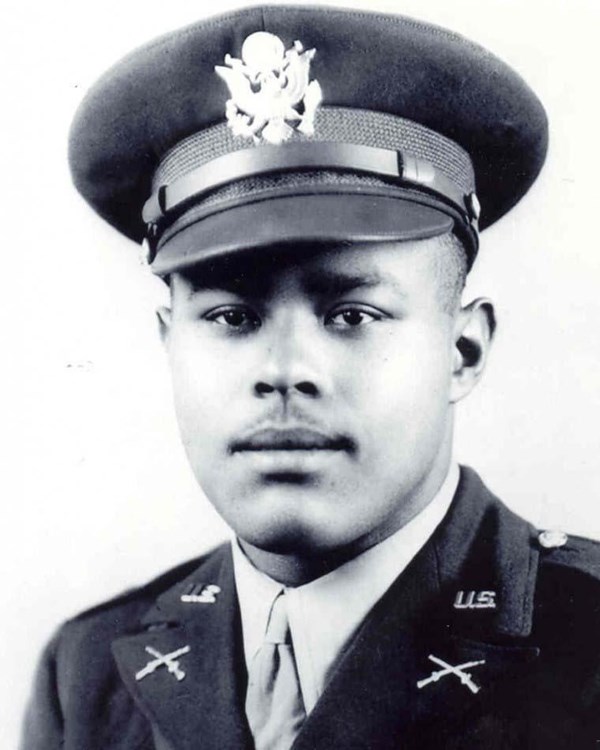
[22,467,600,749]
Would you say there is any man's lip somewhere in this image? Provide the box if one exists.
[230,427,356,453]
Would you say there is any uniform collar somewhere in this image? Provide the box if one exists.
[232,462,459,713]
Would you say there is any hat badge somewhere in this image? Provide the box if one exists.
[215,31,323,144]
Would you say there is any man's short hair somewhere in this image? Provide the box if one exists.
[430,233,468,313]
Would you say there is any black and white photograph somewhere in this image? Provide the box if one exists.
[3,1,600,748]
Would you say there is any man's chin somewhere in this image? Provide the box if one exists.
[206,480,368,556]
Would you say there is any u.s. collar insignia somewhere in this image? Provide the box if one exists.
[180,583,221,604]
[454,590,497,610]
[215,31,323,144]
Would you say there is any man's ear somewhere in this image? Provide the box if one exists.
[450,297,496,403]
[156,306,172,347]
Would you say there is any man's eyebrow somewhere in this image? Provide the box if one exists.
[181,268,407,298]
[302,270,405,296]
[183,271,269,297]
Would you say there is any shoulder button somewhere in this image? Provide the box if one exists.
[538,529,568,549]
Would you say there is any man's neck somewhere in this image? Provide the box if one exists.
[237,539,367,587]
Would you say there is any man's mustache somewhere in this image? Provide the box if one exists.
[229,424,356,454]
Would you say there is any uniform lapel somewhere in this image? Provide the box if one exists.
[112,545,251,750]
[293,467,542,750]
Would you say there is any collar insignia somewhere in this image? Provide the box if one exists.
[215,31,323,144]
[417,654,485,694]
[180,582,221,604]
[135,645,191,682]
[453,590,497,609]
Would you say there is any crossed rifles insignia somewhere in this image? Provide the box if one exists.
[417,654,486,694]
[135,645,191,683]
[215,31,323,144]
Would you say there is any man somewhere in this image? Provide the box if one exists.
[22,5,600,749]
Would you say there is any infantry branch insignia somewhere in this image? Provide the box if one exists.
[417,654,486,694]
[215,31,323,144]
[135,645,191,683]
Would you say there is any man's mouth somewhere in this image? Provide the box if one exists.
[230,427,355,454]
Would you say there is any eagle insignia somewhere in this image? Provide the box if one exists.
[215,31,323,144]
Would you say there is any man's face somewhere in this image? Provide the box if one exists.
[161,239,467,557]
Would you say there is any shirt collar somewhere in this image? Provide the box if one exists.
[232,462,459,713]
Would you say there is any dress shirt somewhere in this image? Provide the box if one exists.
[232,462,459,714]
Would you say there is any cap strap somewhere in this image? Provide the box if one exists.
[142,141,473,228]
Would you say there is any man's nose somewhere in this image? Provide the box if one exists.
[253,311,329,399]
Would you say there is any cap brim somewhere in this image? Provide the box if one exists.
[150,193,454,276]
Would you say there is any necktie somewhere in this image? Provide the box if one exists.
[245,592,306,750]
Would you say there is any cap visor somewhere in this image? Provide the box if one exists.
[151,193,454,276]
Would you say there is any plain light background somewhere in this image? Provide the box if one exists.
[3,0,600,746]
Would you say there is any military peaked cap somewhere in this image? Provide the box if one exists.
[69,5,548,276]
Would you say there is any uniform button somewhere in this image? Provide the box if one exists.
[538,529,568,549]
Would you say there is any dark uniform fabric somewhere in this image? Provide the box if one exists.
[22,467,600,749]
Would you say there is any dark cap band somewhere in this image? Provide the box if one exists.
[143,141,474,227]
[142,107,480,272]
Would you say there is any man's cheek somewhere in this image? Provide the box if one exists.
[171,352,226,402]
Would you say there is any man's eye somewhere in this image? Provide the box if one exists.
[326,307,381,327]
[206,307,260,331]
